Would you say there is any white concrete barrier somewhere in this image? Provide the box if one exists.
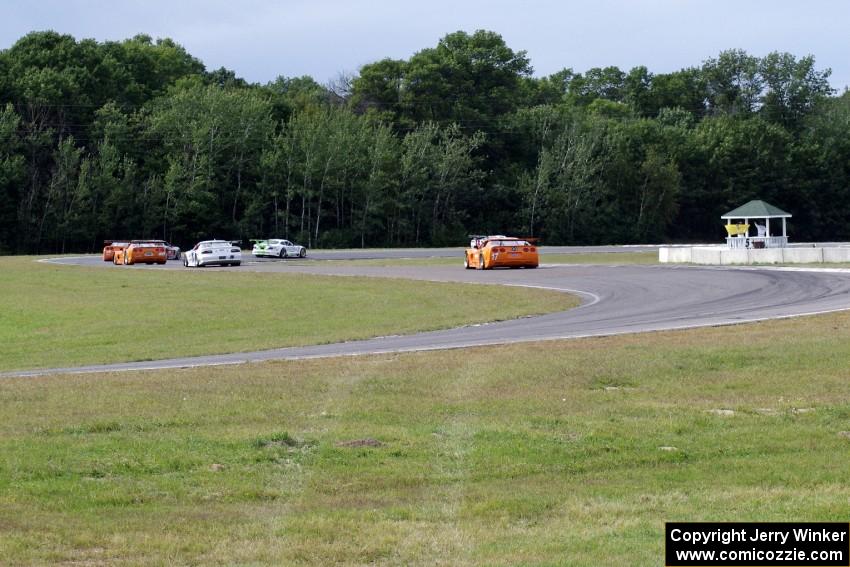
[660,244,850,265]
[659,247,692,263]
[823,247,850,263]
[782,248,823,263]
[691,247,722,265]
[720,249,749,265]
[749,249,783,264]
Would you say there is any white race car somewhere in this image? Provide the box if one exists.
[252,238,307,258]
[183,240,242,267]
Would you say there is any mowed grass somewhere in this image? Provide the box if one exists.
[2,311,850,565]
[0,256,577,372]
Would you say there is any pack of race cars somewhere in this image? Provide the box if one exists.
[102,238,309,268]
[103,234,538,269]
[103,240,178,265]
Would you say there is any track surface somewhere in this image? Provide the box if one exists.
[297,244,662,260]
[7,246,850,377]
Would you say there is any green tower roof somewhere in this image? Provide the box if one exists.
[721,200,791,219]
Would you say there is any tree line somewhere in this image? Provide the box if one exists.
[0,30,847,254]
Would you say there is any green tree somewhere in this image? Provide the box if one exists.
[149,83,273,242]
[796,91,850,239]
[42,136,86,252]
[398,123,484,244]
[350,59,408,125]
[519,114,606,243]
[674,115,793,240]
[354,30,532,126]
[645,68,707,118]
[107,34,205,104]
[265,75,331,121]
[702,49,763,115]
[0,104,25,251]
[759,52,833,130]
[358,122,398,246]
[566,66,627,106]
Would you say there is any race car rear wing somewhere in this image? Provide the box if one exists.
[467,235,541,245]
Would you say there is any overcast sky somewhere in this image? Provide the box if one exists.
[3,0,849,92]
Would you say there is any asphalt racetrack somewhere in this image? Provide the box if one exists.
[9,246,850,377]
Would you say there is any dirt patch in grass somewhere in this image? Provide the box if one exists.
[707,409,736,416]
[336,438,384,448]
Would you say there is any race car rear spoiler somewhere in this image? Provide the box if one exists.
[467,235,541,244]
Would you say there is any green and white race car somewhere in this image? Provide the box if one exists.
[251,239,308,259]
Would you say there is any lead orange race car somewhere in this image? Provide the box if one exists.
[122,242,167,265]
[464,235,539,270]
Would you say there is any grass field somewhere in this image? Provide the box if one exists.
[0,257,577,372]
[2,310,850,565]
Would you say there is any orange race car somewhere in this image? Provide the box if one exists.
[111,242,130,264]
[122,242,167,265]
[102,240,129,262]
[464,235,539,270]
[132,239,181,260]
